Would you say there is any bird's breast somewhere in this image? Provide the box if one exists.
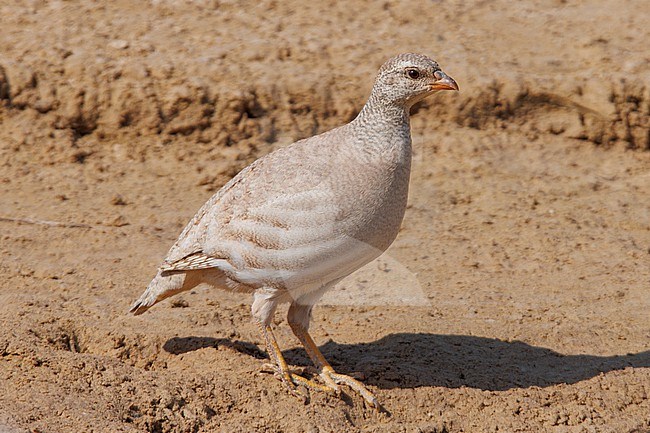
[332,132,412,251]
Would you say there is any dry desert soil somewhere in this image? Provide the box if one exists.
[1,1,649,432]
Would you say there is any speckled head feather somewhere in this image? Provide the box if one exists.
[377,53,441,76]
[356,53,458,120]
[361,53,458,111]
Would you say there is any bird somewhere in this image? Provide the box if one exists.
[129,53,458,408]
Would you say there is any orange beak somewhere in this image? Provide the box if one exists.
[431,71,459,91]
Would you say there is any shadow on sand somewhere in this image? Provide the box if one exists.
[163,333,650,391]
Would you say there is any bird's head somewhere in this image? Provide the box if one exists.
[371,53,459,108]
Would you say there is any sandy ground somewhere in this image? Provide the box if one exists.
[1,1,649,432]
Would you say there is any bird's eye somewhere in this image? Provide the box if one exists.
[406,69,421,79]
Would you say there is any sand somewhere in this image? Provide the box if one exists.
[1,1,649,432]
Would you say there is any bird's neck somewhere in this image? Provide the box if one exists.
[352,95,411,137]
[349,96,413,169]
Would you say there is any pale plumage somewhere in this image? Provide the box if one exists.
[130,53,458,408]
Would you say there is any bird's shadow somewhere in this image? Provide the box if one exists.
[163,336,266,359]
[163,333,650,391]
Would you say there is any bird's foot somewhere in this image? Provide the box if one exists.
[259,363,336,402]
[260,363,379,409]
[319,366,379,409]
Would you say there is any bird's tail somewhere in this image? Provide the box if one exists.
[129,269,199,315]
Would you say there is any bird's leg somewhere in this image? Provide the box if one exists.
[256,321,334,398]
[287,317,379,409]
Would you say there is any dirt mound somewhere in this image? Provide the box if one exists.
[1,1,648,170]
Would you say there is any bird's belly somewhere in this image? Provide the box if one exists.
[224,231,385,294]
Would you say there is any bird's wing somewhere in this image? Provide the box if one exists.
[160,130,347,274]
[204,184,373,291]
[161,251,226,272]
